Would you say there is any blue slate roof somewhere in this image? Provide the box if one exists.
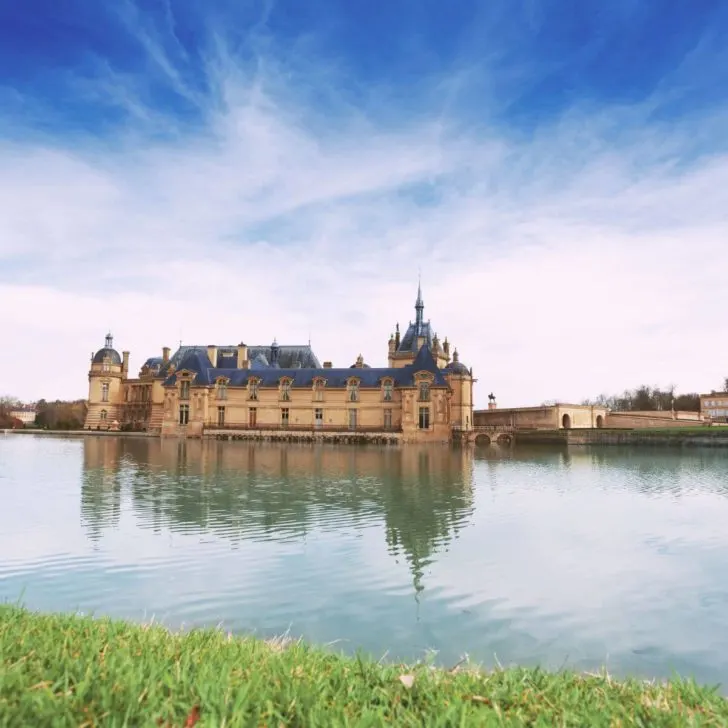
[152,343,320,379]
[164,344,450,388]
[397,320,433,353]
[93,347,121,365]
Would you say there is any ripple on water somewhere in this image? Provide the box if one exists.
[4,438,728,686]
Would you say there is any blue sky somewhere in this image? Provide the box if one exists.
[1,0,727,405]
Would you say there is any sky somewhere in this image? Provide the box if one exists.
[0,0,727,408]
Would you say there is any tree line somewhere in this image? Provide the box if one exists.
[0,397,88,429]
[581,377,728,413]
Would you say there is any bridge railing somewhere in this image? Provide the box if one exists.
[204,423,403,434]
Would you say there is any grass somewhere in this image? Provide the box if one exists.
[2,606,728,726]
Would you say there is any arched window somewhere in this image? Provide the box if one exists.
[382,379,393,402]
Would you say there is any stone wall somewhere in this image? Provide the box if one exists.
[604,411,704,429]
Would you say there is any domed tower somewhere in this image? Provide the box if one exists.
[84,333,128,430]
[445,348,475,431]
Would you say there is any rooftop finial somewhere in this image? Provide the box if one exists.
[105,332,113,348]
[415,276,424,328]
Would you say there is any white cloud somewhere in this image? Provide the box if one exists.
[0,21,726,407]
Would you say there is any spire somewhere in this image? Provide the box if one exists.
[415,277,424,329]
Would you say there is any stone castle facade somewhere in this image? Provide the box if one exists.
[84,285,475,443]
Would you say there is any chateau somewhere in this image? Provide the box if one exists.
[84,285,475,443]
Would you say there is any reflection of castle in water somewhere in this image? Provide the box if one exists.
[81,438,476,593]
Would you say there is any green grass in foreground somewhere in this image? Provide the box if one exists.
[2,607,728,727]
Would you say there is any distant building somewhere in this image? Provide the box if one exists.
[84,284,476,443]
[475,401,704,430]
[700,393,728,423]
[9,404,36,425]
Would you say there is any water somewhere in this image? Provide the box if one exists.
[2,435,728,687]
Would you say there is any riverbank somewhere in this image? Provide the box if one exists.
[516,427,728,448]
[1,606,726,726]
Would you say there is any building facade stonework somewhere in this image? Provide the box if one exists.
[84,285,475,443]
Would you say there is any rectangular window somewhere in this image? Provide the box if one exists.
[384,409,392,430]
[419,383,430,402]
[418,407,430,430]
[314,407,323,427]
[217,406,225,426]
[249,408,257,427]
[101,383,109,402]
[383,381,393,401]
[281,381,291,401]
[218,383,228,400]
[180,381,190,400]
[179,404,190,425]
[314,381,324,401]
[281,408,289,427]
[349,384,359,402]
[249,381,258,400]
[348,409,357,430]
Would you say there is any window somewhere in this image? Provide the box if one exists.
[280,379,291,401]
[315,407,323,427]
[217,406,225,426]
[281,408,290,427]
[100,409,107,421]
[384,409,392,430]
[180,380,190,400]
[179,404,190,425]
[101,383,109,402]
[249,380,259,400]
[419,382,430,402]
[382,380,393,402]
[218,382,228,400]
[418,407,430,430]
[313,379,325,402]
[249,408,257,426]
[102,359,110,373]
[348,409,357,430]
[348,380,359,402]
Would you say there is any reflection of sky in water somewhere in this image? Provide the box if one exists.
[2,435,728,688]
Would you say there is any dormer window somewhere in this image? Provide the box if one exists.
[382,379,393,402]
[248,378,259,401]
[419,382,430,402]
[217,380,228,400]
[280,378,292,401]
[180,380,190,400]
[348,379,360,403]
[102,358,110,373]
[313,378,325,402]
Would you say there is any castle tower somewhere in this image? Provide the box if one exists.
[84,333,125,430]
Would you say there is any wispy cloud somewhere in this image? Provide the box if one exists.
[0,1,726,404]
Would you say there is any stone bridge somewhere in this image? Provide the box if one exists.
[456,425,516,446]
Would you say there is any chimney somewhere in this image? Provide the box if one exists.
[323,361,333,368]
[122,351,130,377]
[207,345,217,366]
[162,346,170,363]
[237,343,248,369]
